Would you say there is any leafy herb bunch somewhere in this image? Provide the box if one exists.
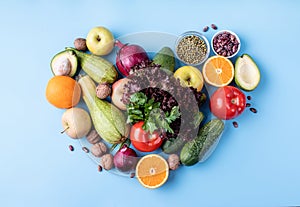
[123,66,206,141]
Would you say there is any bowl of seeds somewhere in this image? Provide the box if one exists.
[175,31,210,66]
[211,30,241,58]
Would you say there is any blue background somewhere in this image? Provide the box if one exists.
[0,0,299,206]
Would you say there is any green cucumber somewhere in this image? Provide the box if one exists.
[162,137,186,154]
[162,111,205,154]
[180,119,224,166]
[66,47,117,84]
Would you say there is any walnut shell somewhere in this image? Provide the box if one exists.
[101,154,114,170]
[91,142,107,158]
[96,83,111,99]
[86,129,101,144]
[168,154,180,170]
[74,38,87,51]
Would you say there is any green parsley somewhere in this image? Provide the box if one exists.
[126,92,180,134]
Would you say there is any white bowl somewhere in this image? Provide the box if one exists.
[211,30,241,58]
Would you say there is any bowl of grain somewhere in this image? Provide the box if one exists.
[175,31,210,66]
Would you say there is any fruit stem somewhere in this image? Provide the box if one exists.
[61,126,70,134]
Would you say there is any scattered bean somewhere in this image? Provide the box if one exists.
[246,103,251,107]
[211,24,218,30]
[69,145,74,151]
[98,165,103,172]
[130,173,135,178]
[250,108,257,113]
[232,121,238,128]
[203,26,209,32]
[82,146,90,153]
[247,95,252,100]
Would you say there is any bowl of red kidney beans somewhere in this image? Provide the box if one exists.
[211,30,241,58]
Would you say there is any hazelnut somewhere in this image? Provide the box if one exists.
[101,154,114,170]
[167,154,180,170]
[74,38,87,51]
[86,129,101,144]
[91,142,107,157]
[96,83,111,99]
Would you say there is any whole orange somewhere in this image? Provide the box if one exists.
[45,76,81,109]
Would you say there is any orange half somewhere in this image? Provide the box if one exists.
[202,55,234,87]
[136,154,169,189]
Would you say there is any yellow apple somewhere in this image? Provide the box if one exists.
[86,26,114,56]
[174,66,204,92]
[61,108,92,139]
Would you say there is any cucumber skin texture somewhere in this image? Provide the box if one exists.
[78,75,128,144]
[162,111,205,154]
[67,48,117,84]
[180,119,224,166]
[162,137,186,154]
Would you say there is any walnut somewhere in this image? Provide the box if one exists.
[96,83,111,99]
[167,154,180,170]
[91,142,107,157]
[86,129,101,144]
[74,38,87,51]
[101,154,114,170]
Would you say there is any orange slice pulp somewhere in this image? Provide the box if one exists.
[202,55,234,87]
[135,154,169,189]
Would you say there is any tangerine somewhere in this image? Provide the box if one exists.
[45,76,81,109]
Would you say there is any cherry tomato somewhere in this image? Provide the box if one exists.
[130,121,163,152]
[210,86,246,120]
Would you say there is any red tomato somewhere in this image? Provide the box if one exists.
[130,121,163,152]
[210,86,246,120]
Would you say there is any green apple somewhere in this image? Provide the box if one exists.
[61,107,92,139]
[86,26,114,56]
[111,78,130,110]
[174,66,204,92]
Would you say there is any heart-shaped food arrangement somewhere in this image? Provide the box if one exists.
[45,25,261,189]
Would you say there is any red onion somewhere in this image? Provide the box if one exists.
[115,40,149,76]
[113,144,138,172]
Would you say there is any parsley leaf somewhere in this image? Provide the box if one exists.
[127,92,180,134]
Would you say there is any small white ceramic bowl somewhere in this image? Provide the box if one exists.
[211,30,241,58]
